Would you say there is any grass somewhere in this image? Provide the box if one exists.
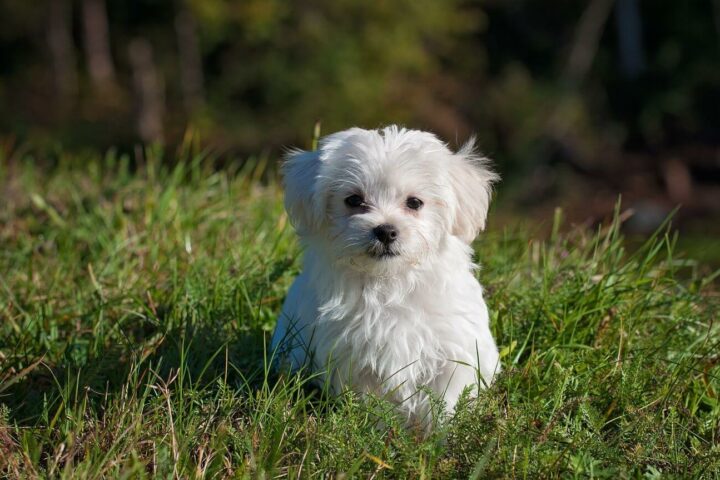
[1,147,719,478]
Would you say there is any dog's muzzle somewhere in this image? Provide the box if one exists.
[366,224,400,259]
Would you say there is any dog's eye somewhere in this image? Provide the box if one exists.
[344,194,365,208]
[406,197,424,210]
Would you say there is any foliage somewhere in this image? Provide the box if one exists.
[1,150,718,477]
[0,0,717,166]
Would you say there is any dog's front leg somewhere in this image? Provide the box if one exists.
[433,363,481,415]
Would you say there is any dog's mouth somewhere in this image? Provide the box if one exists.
[367,248,400,260]
[367,245,400,260]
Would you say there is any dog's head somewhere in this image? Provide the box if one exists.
[283,126,498,273]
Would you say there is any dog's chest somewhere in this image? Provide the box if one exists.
[317,283,449,381]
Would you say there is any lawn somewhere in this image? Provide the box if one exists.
[1,149,719,478]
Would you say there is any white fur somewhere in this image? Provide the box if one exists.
[272,125,501,429]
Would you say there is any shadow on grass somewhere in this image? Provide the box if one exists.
[2,317,310,426]
[2,250,304,425]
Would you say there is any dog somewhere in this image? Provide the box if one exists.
[271,125,500,430]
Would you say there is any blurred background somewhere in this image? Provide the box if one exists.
[0,0,718,251]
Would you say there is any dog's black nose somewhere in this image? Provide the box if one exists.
[373,224,398,245]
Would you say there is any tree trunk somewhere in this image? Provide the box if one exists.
[175,9,205,114]
[47,0,78,108]
[129,38,165,143]
[615,0,646,78]
[564,0,616,85]
[82,0,116,90]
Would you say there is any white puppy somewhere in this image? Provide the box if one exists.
[271,125,500,429]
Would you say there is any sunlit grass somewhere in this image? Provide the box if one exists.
[1,149,718,478]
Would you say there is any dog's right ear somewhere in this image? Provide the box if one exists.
[282,149,323,234]
[283,128,367,234]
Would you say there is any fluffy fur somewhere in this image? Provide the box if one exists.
[271,125,501,429]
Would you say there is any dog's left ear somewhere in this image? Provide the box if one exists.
[447,138,499,244]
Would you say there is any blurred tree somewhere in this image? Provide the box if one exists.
[82,0,117,91]
[47,0,78,109]
[129,38,165,143]
[185,0,483,149]
[565,0,616,84]
[175,7,205,114]
[0,0,715,178]
[615,0,646,78]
